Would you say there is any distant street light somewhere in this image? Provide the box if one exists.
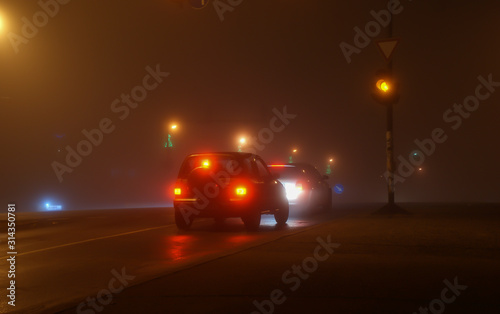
[165,122,179,148]
[326,157,334,175]
[238,137,246,152]
[289,148,298,163]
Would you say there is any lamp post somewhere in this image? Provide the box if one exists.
[326,158,333,175]
[237,137,246,152]
[165,123,178,148]
[289,148,297,163]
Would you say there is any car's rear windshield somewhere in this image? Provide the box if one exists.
[178,155,250,178]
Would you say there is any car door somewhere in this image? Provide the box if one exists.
[253,157,280,210]
[307,167,328,206]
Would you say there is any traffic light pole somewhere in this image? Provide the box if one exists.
[387,18,395,206]
[376,15,406,215]
[386,102,395,206]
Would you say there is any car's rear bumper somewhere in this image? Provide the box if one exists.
[173,199,254,218]
[287,190,313,206]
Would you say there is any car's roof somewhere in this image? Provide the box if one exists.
[186,152,256,159]
[268,162,317,170]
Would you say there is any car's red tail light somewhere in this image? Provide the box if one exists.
[235,187,247,196]
[174,183,188,198]
[229,182,251,201]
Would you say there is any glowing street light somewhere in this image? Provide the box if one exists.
[238,137,247,152]
[289,148,298,163]
[326,157,334,175]
[165,122,180,148]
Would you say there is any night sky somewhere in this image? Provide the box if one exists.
[1,0,499,211]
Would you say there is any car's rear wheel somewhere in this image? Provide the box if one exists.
[274,200,289,225]
[242,210,261,231]
[175,206,194,230]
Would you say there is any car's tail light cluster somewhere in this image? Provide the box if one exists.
[282,180,305,200]
[173,182,188,199]
[229,181,251,201]
[235,187,247,196]
[201,159,210,168]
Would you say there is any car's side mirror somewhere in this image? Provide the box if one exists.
[322,175,329,180]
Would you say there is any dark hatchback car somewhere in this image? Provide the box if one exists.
[267,163,332,214]
[173,152,289,231]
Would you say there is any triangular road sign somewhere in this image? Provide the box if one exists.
[375,38,400,62]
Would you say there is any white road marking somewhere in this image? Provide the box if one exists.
[0,225,171,259]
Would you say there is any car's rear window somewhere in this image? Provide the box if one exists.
[178,155,250,178]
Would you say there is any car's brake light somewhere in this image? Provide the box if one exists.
[174,188,182,195]
[268,164,286,167]
[202,159,210,168]
[295,182,303,191]
[235,187,247,195]
[230,184,250,201]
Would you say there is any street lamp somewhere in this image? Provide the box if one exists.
[237,137,246,152]
[289,148,298,163]
[326,157,334,175]
[165,122,179,148]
